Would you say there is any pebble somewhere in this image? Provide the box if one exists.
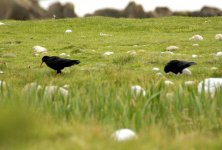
[166,46,179,51]
[189,35,203,41]
[112,128,137,142]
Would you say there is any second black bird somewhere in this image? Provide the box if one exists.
[41,56,80,74]
[164,60,196,74]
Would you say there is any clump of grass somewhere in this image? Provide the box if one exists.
[112,55,136,65]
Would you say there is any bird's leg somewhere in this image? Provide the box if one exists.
[57,70,62,74]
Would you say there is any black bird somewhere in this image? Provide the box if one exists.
[164,60,196,74]
[41,56,80,74]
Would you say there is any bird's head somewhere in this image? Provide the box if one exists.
[164,65,170,73]
[40,56,50,67]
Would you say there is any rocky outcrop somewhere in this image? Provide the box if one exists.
[0,1,222,20]
[122,2,146,18]
[48,2,77,18]
[0,0,48,20]
[154,7,172,17]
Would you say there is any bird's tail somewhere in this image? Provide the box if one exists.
[189,62,196,65]
[72,60,80,65]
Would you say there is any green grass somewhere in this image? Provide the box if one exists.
[1,16,222,149]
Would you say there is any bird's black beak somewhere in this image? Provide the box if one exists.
[40,61,44,67]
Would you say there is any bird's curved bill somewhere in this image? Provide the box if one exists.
[40,62,44,67]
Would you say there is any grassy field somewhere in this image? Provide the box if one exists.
[1,16,222,149]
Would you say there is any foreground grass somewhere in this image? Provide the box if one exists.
[1,16,222,149]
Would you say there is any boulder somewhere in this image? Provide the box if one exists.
[63,2,77,18]
[48,2,77,18]
[200,6,222,17]
[0,0,48,20]
[154,7,172,17]
[123,2,146,18]
[92,8,123,17]
[48,2,64,18]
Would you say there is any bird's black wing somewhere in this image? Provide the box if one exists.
[176,60,196,69]
[46,56,80,70]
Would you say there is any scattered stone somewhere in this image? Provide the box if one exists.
[161,51,174,55]
[166,45,179,51]
[152,67,160,71]
[164,80,174,86]
[184,81,195,86]
[215,34,222,40]
[103,51,114,56]
[192,44,199,47]
[2,53,16,58]
[182,68,192,75]
[44,85,69,98]
[189,35,203,41]
[63,84,70,89]
[65,29,72,33]
[127,50,137,56]
[23,82,42,92]
[216,52,222,57]
[156,72,163,76]
[0,80,6,87]
[166,92,174,98]
[33,46,47,53]
[0,70,4,74]
[131,85,146,96]
[0,22,5,26]
[99,32,112,37]
[59,87,69,97]
[211,67,218,70]
[198,78,222,97]
[192,54,198,58]
[112,128,137,142]
[59,53,70,57]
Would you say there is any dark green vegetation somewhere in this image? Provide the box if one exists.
[0,17,222,149]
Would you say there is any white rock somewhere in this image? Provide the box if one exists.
[161,51,174,55]
[60,53,67,56]
[216,52,222,57]
[215,34,222,40]
[33,46,47,53]
[192,54,198,58]
[192,44,199,47]
[152,67,160,71]
[0,22,5,26]
[182,68,192,75]
[131,85,146,96]
[0,80,6,87]
[0,70,4,74]
[63,84,70,89]
[23,82,42,92]
[198,78,222,97]
[112,128,137,142]
[166,46,179,51]
[211,67,218,70]
[44,85,69,98]
[103,51,114,56]
[44,86,58,97]
[156,72,163,76]
[189,35,203,41]
[127,50,137,56]
[164,80,174,86]
[184,81,195,86]
[99,32,112,37]
[166,92,174,98]
[65,29,72,33]
[59,87,69,97]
